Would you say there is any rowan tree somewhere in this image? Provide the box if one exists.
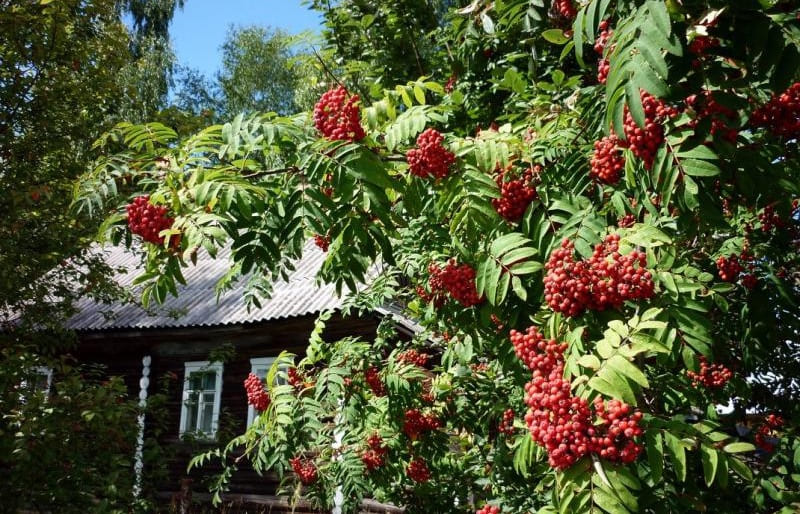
[75,1,800,512]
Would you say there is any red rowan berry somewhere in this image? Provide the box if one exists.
[498,409,516,436]
[244,372,270,412]
[492,165,538,221]
[126,195,174,245]
[313,234,330,252]
[623,91,677,169]
[751,82,800,139]
[407,128,456,180]
[313,86,366,142]
[590,135,626,185]
[552,0,576,20]
[687,356,732,388]
[365,366,386,396]
[289,456,318,485]
[407,458,431,483]
[716,254,742,282]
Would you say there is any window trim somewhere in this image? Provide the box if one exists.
[179,360,223,439]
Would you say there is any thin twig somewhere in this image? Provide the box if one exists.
[310,45,345,90]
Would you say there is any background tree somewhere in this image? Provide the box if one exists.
[76,0,800,513]
[217,26,305,116]
[0,0,181,509]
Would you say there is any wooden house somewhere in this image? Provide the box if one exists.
[66,241,401,513]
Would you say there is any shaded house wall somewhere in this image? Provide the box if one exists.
[64,242,404,511]
[73,312,382,509]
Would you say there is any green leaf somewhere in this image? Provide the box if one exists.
[543,29,570,45]
[589,372,636,405]
[700,445,719,487]
[664,432,687,482]
[413,85,426,105]
[511,275,527,300]
[723,442,756,453]
[509,260,543,275]
[646,0,671,37]
[577,354,601,370]
[608,355,649,388]
[646,431,664,483]
[624,224,672,247]
[681,158,721,177]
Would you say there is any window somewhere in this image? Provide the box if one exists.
[246,357,288,427]
[180,361,223,439]
[31,366,53,394]
[20,366,53,402]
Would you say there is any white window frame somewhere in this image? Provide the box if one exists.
[247,357,289,427]
[33,366,53,394]
[179,361,223,439]
[20,366,53,402]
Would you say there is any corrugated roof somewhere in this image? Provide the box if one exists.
[66,240,343,331]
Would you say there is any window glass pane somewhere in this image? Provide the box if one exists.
[202,372,216,391]
[189,373,203,390]
[185,392,199,431]
[255,367,268,379]
[200,401,214,433]
[33,373,49,392]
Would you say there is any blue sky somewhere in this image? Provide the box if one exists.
[170,1,322,78]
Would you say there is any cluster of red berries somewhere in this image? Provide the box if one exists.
[126,195,174,245]
[685,91,739,142]
[590,134,626,184]
[403,409,441,440]
[592,397,644,464]
[362,433,388,471]
[741,272,758,290]
[552,0,576,20]
[716,253,743,282]
[510,326,567,371]
[492,165,539,221]
[425,260,483,307]
[687,356,732,388]
[244,373,270,411]
[751,82,800,139]
[623,91,678,169]
[498,409,515,436]
[365,366,387,396]
[287,367,304,389]
[755,414,784,452]
[514,327,643,469]
[289,456,318,485]
[594,20,613,54]
[594,21,613,84]
[397,349,431,368]
[407,128,456,180]
[445,75,457,93]
[471,362,489,374]
[543,235,655,317]
[313,86,366,142]
[476,505,501,514]
[618,214,636,228]
[689,35,720,56]
[759,205,785,233]
[313,234,330,252]
[406,457,431,483]
[597,59,611,85]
